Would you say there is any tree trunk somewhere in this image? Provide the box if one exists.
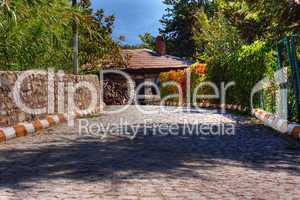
[72,0,79,75]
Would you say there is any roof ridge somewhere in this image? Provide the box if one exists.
[120,48,194,70]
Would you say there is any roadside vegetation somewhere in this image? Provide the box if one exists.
[156,0,300,115]
[0,0,123,72]
[1,0,300,119]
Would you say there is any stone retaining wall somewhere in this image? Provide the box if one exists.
[0,71,103,127]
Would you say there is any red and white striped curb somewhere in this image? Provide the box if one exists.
[0,108,103,143]
[253,109,300,140]
[163,102,299,139]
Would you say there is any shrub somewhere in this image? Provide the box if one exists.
[159,63,207,103]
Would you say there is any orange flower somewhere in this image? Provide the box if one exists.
[170,70,177,81]
[196,63,207,74]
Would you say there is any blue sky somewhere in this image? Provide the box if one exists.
[91,0,166,45]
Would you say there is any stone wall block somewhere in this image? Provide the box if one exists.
[0,71,101,127]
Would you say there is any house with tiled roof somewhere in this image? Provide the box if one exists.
[122,37,193,104]
[103,36,193,105]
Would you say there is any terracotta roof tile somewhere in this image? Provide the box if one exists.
[121,49,193,70]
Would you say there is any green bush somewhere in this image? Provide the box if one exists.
[0,0,123,72]
[201,15,273,107]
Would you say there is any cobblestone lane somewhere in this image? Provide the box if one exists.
[0,106,300,200]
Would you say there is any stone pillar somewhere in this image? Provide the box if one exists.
[144,78,153,96]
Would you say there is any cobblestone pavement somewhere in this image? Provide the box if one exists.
[1,106,300,200]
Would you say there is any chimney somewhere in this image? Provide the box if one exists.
[156,36,166,56]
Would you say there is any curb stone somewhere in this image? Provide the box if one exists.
[163,101,299,140]
[252,109,300,140]
[0,107,102,143]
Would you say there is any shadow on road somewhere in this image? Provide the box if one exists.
[0,122,300,189]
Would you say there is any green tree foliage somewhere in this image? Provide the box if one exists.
[198,15,272,106]
[79,0,123,72]
[219,0,300,43]
[200,0,300,107]
[0,0,71,70]
[192,10,209,59]
[119,33,156,50]
[0,0,123,72]
[138,32,156,50]
[200,14,243,84]
[161,0,300,58]
[160,0,300,109]
[159,0,212,58]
